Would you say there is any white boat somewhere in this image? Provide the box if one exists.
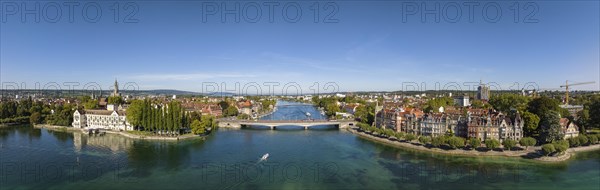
[260,153,269,161]
[305,112,311,117]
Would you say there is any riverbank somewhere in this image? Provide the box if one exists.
[33,124,207,141]
[0,122,29,128]
[346,127,600,162]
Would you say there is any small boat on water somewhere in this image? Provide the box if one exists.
[305,112,311,117]
[260,153,269,161]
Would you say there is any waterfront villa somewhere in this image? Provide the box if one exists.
[560,118,580,139]
[466,113,523,142]
[419,114,449,137]
[72,109,133,131]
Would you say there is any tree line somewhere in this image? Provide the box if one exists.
[126,99,216,136]
[0,97,74,126]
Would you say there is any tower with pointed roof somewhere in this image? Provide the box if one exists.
[112,79,120,97]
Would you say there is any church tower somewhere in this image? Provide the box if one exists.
[112,79,120,97]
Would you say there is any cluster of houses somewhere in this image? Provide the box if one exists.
[373,105,578,143]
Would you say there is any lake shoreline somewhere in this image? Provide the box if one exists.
[0,122,29,128]
[346,127,600,162]
[33,124,207,141]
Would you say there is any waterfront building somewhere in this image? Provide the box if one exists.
[419,114,448,137]
[237,100,253,115]
[466,113,523,142]
[72,109,133,131]
[560,118,579,139]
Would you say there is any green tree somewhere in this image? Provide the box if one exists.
[431,136,447,147]
[108,96,124,105]
[490,93,531,113]
[423,97,454,113]
[589,98,600,129]
[519,137,536,150]
[126,100,144,127]
[484,139,500,151]
[405,134,416,142]
[553,140,569,154]
[189,111,201,122]
[541,144,556,156]
[527,96,560,117]
[354,104,375,125]
[589,135,598,144]
[568,137,580,147]
[578,135,589,146]
[83,100,99,109]
[200,115,217,132]
[218,101,230,110]
[502,139,517,151]
[538,111,563,144]
[521,111,540,137]
[575,110,589,134]
[394,132,405,140]
[447,136,465,149]
[418,136,431,145]
[29,112,42,124]
[191,119,205,134]
[468,138,480,150]
[224,106,239,117]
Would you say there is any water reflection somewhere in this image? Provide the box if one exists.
[73,133,134,153]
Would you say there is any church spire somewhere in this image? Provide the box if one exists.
[112,78,119,97]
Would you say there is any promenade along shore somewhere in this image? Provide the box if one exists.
[346,127,600,162]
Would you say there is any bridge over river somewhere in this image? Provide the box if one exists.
[218,119,356,130]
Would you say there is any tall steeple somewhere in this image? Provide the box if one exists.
[112,78,119,97]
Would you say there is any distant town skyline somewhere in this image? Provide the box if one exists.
[1,1,598,92]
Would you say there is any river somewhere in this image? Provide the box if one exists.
[0,101,598,189]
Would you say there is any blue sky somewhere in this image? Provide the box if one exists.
[1,1,599,93]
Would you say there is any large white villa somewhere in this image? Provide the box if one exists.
[72,109,132,131]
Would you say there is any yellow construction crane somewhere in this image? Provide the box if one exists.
[560,81,595,105]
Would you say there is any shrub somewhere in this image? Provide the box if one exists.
[383,129,395,138]
[484,139,500,150]
[502,139,517,151]
[418,136,431,145]
[568,137,580,147]
[519,137,537,150]
[542,144,556,156]
[447,136,465,149]
[589,135,598,144]
[468,138,480,150]
[394,132,405,140]
[357,123,370,131]
[578,135,589,146]
[431,136,447,148]
[405,134,416,142]
[553,140,569,154]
